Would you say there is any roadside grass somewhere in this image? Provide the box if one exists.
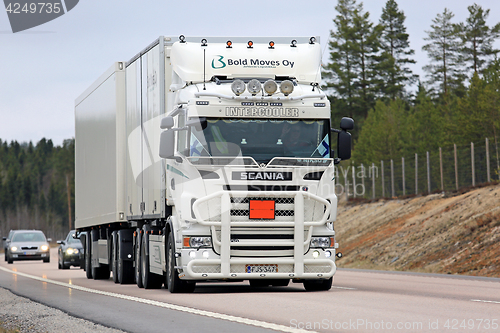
[0,323,19,333]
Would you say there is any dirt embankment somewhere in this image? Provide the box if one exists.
[335,184,500,277]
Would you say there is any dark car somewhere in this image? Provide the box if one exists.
[3,230,15,261]
[6,230,51,264]
[57,230,84,269]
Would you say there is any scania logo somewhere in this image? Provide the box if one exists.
[232,172,292,181]
[212,55,226,69]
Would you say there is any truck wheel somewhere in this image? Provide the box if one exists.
[85,232,93,279]
[303,277,333,292]
[117,230,134,284]
[166,232,195,293]
[135,230,143,288]
[141,231,162,289]
[112,231,118,283]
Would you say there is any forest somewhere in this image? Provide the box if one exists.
[1,0,499,239]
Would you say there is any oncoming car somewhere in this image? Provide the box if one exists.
[6,230,51,264]
[57,230,83,269]
[3,230,15,261]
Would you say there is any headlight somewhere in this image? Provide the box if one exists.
[310,237,332,248]
[10,246,18,252]
[66,248,79,255]
[41,245,49,251]
[184,237,212,248]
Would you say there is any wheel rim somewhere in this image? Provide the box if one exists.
[167,241,173,287]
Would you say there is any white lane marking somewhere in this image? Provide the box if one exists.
[332,286,356,290]
[0,266,314,333]
[471,299,500,304]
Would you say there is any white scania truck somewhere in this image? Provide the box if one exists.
[75,36,353,293]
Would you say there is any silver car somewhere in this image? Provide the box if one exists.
[6,230,51,264]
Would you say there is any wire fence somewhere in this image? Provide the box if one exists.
[336,137,500,200]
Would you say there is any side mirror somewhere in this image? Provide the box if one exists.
[159,129,175,159]
[160,116,174,129]
[340,117,354,131]
[57,240,64,245]
[47,238,52,243]
[2,237,6,241]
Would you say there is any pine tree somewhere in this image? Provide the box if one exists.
[323,0,381,129]
[422,8,465,96]
[377,0,417,99]
[457,4,500,76]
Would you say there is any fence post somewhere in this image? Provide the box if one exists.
[352,163,356,198]
[391,159,395,198]
[381,160,385,198]
[415,153,418,195]
[486,138,491,183]
[427,151,431,194]
[402,157,405,196]
[344,166,348,201]
[471,142,475,187]
[439,147,444,191]
[372,162,376,199]
[454,144,459,190]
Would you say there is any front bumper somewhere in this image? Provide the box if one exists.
[11,252,49,261]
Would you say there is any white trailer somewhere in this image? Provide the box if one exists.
[75,36,353,292]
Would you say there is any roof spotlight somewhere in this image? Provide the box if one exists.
[290,39,297,47]
[247,79,262,95]
[179,35,186,43]
[226,40,232,48]
[247,41,253,48]
[280,80,294,96]
[269,41,275,49]
[231,79,246,96]
[263,79,278,95]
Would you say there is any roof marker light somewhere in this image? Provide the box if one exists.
[247,79,262,95]
[179,35,186,43]
[280,80,294,96]
[231,79,246,96]
[226,40,232,48]
[263,79,278,95]
[269,41,275,49]
[309,36,316,44]
[201,38,207,46]
[291,40,297,47]
[247,41,253,48]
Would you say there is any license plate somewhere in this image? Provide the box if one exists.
[23,251,36,255]
[246,264,278,273]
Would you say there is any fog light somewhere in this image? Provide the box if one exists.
[325,250,332,258]
[263,79,278,95]
[189,251,196,259]
[280,80,294,96]
[202,251,209,259]
[313,250,320,258]
[247,79,262,95]
[231,79,246,95]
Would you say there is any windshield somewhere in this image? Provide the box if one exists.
[189,118,330,163]
[12,232,46,242]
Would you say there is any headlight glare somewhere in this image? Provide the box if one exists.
[11,246,18,252]
[41,245,49,251]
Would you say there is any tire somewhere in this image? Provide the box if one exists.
[85,232,93,279]
[117,230,134,284]
[140,230,163,289]
[166,232,195,293]
[58,252,62,269]
[7,253,13,264]
[43,257,50,263]
[112,231,119,283]
[303,277,333,292]
[135,230,143,288]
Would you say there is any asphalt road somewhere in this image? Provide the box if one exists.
[1,248,499,333]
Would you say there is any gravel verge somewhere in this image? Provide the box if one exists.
[0,287,125,333]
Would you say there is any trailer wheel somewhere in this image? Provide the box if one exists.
[135,230,143,288]
[303,277,333,292]
[117,230,134,284]
[85,232,93,279]
[141,231,163,289]
[166,232,195,293]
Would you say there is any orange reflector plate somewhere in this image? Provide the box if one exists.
[249,200,275,219]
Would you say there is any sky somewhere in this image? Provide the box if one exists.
[1,0,499,146]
